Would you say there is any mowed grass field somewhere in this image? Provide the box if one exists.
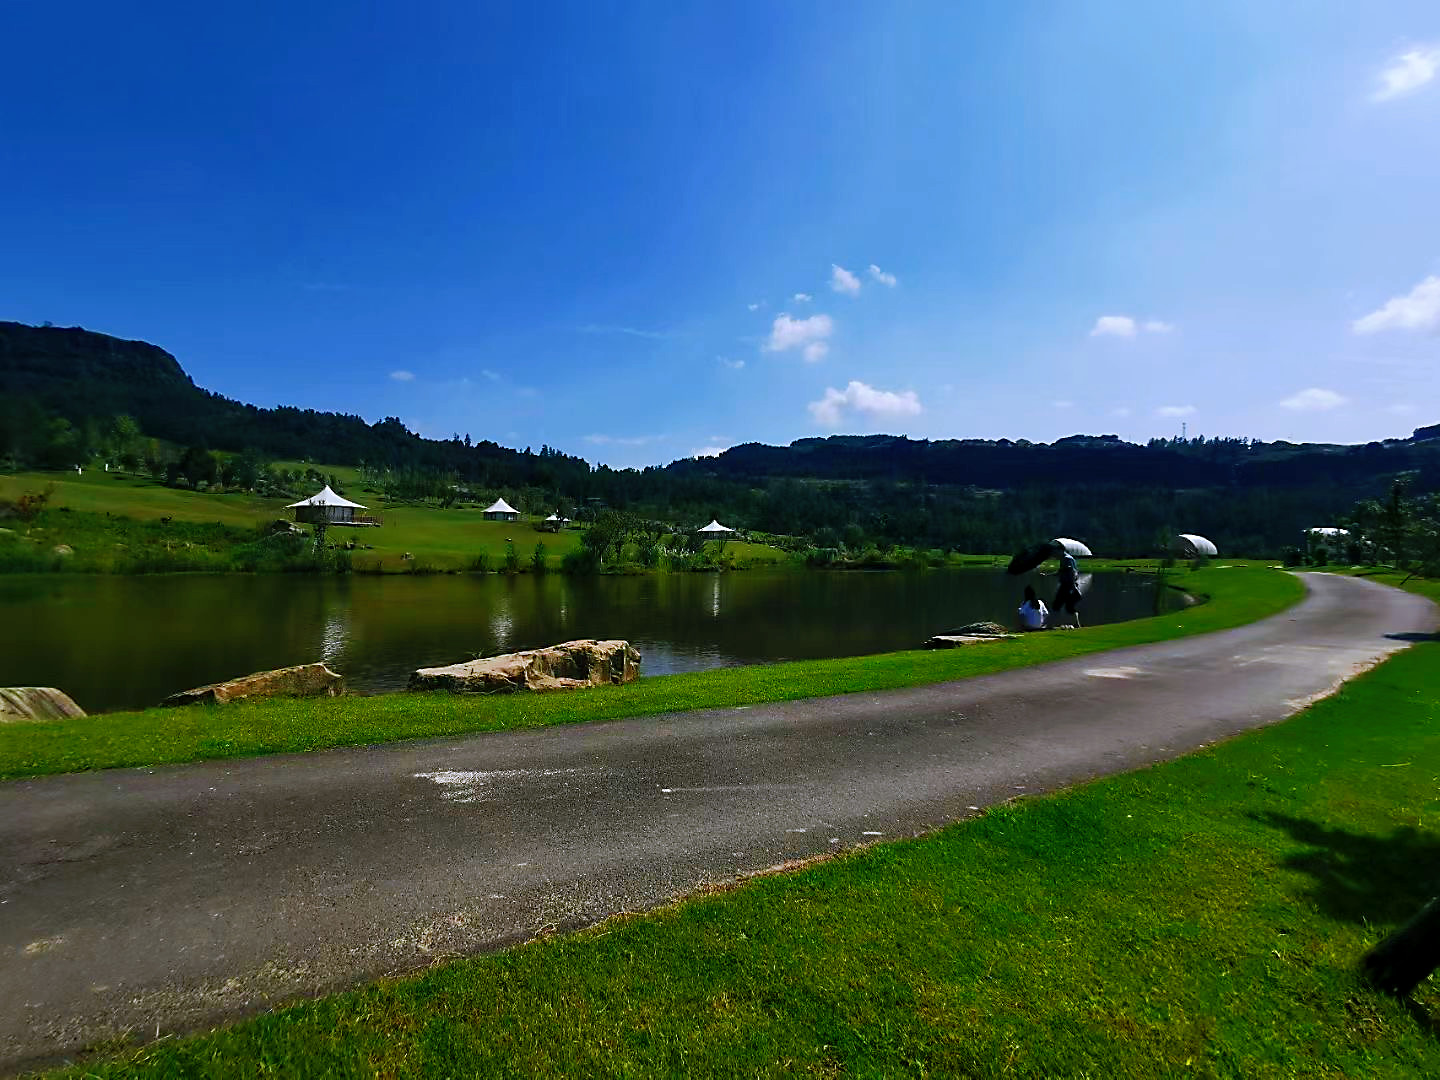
[39,580,1440,1078]
[0,468,607,570]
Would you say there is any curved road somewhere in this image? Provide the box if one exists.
[1,573,1434,1071]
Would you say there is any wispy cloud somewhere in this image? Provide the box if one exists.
[792,292,812,303]
[830,264,861,296]
[803,342,829,362]
[579,324,672,340]
[1156,404,1196,417]
[809,380,922,426]
[1110,406,1132,418]
[1372,46,1440,102]
[692,445,727,458]
[1090,315,1174,338]
[1353,275,1440,333]
[1279,387,1347,412]
[1052,400,1074,410]
[867,264,897,287]
[718,356,746,370]
[764,313,834,360]
[389,370,416,382]
[584,433,667,447]
[747,302,762,312]
[480,369,501,382]
[1387,403,1418,416]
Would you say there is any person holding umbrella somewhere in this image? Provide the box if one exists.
[1053,549,1083,627]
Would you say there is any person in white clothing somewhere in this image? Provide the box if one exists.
[1017,584,1048,630]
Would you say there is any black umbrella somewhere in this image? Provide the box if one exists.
[1006,541,1059,575]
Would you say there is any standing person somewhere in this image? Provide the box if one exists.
[1053,551,1083,627]
[1017,584,1048,630]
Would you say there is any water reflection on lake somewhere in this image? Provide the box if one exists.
[0,568,1175,714]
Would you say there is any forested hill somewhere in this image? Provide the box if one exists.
[3,319,1439,555]
[0,320,593,488]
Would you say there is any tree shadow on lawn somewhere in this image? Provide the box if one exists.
[1253,812,1440,1025]
[1252,812,1440,928]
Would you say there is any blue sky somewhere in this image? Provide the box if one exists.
[4,2,1439,466]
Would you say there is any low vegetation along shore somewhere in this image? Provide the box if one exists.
[31,573,1439,1078]
[0,563,1296,781]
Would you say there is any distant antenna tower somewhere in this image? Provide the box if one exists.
[1181,421,1187,440]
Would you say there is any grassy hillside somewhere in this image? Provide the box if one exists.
[0,467,785,573]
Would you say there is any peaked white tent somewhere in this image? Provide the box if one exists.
[483,498,520,522]
[698,519,735,534]
[288,485,368,525]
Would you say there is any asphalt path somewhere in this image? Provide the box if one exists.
[1,573,1434,1071]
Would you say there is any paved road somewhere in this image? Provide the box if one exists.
[1,573,1434,1071]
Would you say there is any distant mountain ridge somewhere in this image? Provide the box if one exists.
[2,319,1436,504]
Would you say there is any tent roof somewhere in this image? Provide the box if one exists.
[698,519,734,533]
[1175,533,1218,557]
[1307,526,1349,537]
[544,513,560,521]
[484,498,519,514]
[287,485,366,510]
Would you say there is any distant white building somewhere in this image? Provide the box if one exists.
[483,498,520,522]
[697,519,735,535]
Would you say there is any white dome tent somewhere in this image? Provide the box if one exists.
[1172,533,1218,559]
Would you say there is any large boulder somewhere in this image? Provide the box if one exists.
[162,663,345,707]
[410,640,641,694]
[0,687,87,723]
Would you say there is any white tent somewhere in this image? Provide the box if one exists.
[544,513,560,522]
[483,498,520,521]
[287,485,366,510]
[1052,537,1092,558]
[698,519,735,534]
[1173,533,1218,558]
[1307,527,1349,539]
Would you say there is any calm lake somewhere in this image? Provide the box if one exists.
[0,569,1176,714]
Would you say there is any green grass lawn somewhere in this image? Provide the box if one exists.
[0,468,791,572]
[42,594,1440,1077]
[0,564,1301,780]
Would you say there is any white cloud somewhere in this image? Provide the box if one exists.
[480,369,501,382]
[1052,400,1074,410]
[718,356,745,370]
[580,324,670,340]
[1090,316,1137,338]
[1279,387,1347,412]
[830,264,861,296]
[747,302,761,311]
[764,312,834,355]
[389,370,416,382]
[792,292,812,303]
[867,264,897,287]
[1353,275,1440,333]
[803,341,829,363]
[1372,47,1440,102]
[693,445,727,458]
[808,380,922,426]
[1110,406,1132,418]
[584,434,666,447]
[1156,404,1196,417]
[1091,315,1174,338]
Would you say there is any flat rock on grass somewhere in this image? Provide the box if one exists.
[410,639,641,694]
[0,687,86,723]
[162,663,345,707]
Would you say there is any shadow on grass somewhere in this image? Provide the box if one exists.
[1386,632,1440,643]
[1251,812,1440,927]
